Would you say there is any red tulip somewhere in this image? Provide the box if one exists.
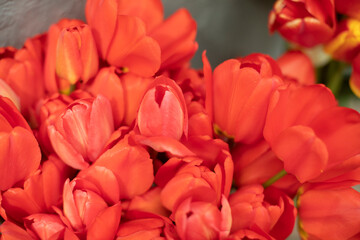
[48,95,114,169]
[1,156,73,223]
[0,97,41,191]
[60,179,122,239]
[150,8,198,72]
[173,196,232,240]
[325,19,360,62]
[264,84,360,183]
[55,24,99,86]
[277,50,316,85]
[86,67,154,128]
[298,187,360,239]
[90,134,154,200]
[24,214,66,239]
[203,52,283,144]
[44,19,84,93]
[269,0,336,47]
[137,76,188,140]
[0,35,45,121]
[229,185,296,240]
[85,0,161,77]
[335,0,360,19]
[0,221,33,240]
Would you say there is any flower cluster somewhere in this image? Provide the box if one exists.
[0,0,360,240]
[269,0,360,97]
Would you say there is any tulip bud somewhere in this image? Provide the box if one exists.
[48,95,114,169]
[24,214,66,240]
[269,0,336,47]
[137,76,188,140]
[85,0,161,77]
[56,24,98,85]
[204,52,282,144]
[174,196,232,240]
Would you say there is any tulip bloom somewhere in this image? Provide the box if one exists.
[298,187,360,239]
[203,52,283,144]
[150,8,198,72]
[59,179,122,239]
[0,97,41,191]
[44,19,84,93]
[325,19,360,62]
[277,50,316,85]
[137,76,188,140]
[55,24,99,86]
[1,156,73,223]
[48,95,114,169]
[173,196,232,240]
[86,67,154,128]
[229,185,296,240]
[269,0,336,47]
[24,214,66,239]
[335,0,360,20]
[0,35,45,120]
[90,134,154,200]
[264,84,360,183]
[85,0,161,77]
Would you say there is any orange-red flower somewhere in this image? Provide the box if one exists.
[269,0,336,47]
[55,24,99,87]
[0,35,45,121]
[203,52,283,144]
[47,95,114,169]
[88,134,154,200]
[264,84,360,183]
[85,0,161,77]
[58,178,122,239]
[24,214,66,239]
[1,156,73,223]
[277,50,316,85]
[335,0,360,19]
[173,196,232,240]
[325,18,360,62]
[0,97,41,191]
[229,185,296,240]
[298,187,360,239]
[136,76,188,140]
[86,67,154,128]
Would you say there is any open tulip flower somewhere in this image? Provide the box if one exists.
[1,0,360,239]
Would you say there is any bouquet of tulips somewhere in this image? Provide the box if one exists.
[0,0,360,239]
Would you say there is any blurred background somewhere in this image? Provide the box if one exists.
[0,1,358,239]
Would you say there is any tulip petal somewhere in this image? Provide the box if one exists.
[272,125,328,183]
[87,203,122,240]
[0,127,41,191]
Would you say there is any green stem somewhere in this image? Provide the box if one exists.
[263,169,287,188]
[326,61,346,97]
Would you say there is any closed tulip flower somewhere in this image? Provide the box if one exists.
[60,179,122,239]
[0,96,41,191]
[48,95,114,169]
[269,0,336,47]
[85,0,161,77]
[173,196,232,240]
[203,52,283,144]
[137,76,188,140]
[55,24,99,87]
